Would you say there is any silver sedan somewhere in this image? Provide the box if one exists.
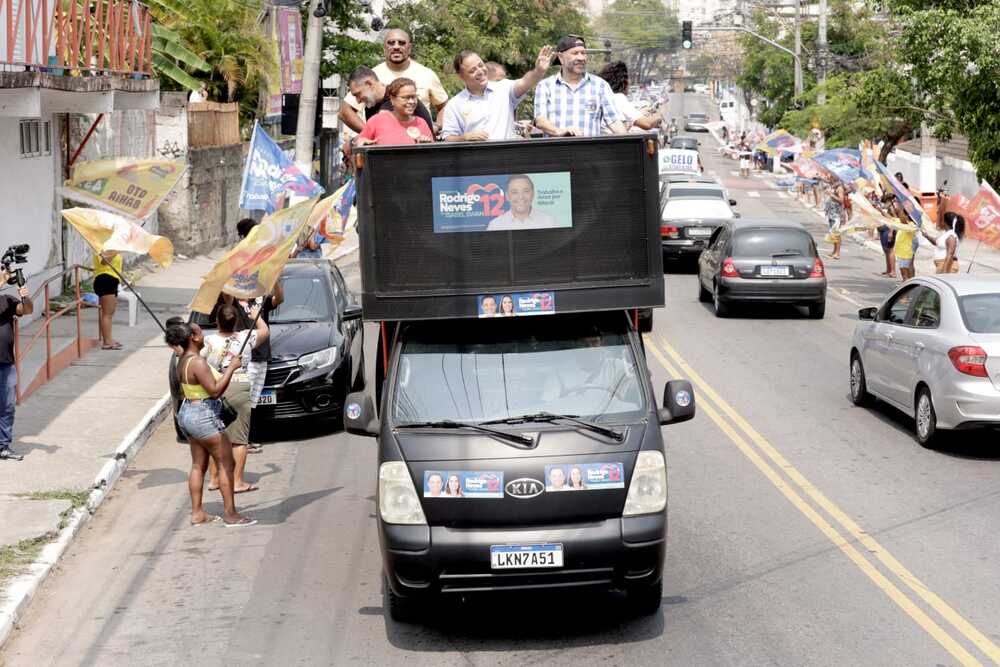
[849,275,1000,447]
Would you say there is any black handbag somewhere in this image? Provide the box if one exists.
[219,398,238,427]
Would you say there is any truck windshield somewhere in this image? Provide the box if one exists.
[393,315,646,426]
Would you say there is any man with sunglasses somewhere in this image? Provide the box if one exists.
[341,28,449,132]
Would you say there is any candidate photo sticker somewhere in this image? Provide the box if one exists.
[544,463,625,491]
[423,470,504,498]
[477,292,555,318]
[431,172,572,233]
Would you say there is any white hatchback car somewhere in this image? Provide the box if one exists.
[850,275,1000,446]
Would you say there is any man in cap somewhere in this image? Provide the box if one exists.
[340,28,449,132]
[442,45,554,142]
[533,35,626,137]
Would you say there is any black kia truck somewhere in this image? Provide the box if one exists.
[342,135,695,622]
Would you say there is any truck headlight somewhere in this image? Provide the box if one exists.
[378,462,427,525]
[623,451,667,517]
[298,346,337,372]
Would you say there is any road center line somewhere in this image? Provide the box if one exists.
[644,334,998,665]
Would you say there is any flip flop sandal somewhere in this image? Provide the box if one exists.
[191,515,222,526]
[234,484,259,494]
[101,342,123,350]
[224,517,258,528]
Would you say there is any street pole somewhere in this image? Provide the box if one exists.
[294,0,323,177]
[793,0,802,96]
[817,0,828,104]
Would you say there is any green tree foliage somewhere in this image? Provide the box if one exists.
[384,0,587,95]
[736,10,803,128]
[895,0,1000,185]
[593,0,680,83]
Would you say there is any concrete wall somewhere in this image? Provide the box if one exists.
[154,92,188,161]
[157,143,246,255]
[888,149,980,199]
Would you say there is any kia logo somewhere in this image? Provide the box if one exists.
[505,478,544,499]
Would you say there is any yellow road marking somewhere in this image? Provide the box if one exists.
[644,335,991,666]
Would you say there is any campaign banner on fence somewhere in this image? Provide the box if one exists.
[961,180,1000,250]
[61,159,187,221]
[658,148,699,174]
[62,208,174,267]
[544,463,625,492]
[423,471,503,498]
[190,196,318,313]
[477,292,555,318]
[239,122,324,213]
[431,172,572,233]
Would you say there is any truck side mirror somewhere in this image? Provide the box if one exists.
[858,307,877,321]
[659,380,695,425]
[344,392,379,437]
[343,304,363,322]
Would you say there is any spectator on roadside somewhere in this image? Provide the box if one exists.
[353,78,434,147]
[892,201,918,281]
[533,35,626,137]
[94,250,123,350]
[202,304,268,495]
[442,46,554,142]
[341,65,434,135]
[922,211,964,273]
[876,193,897,277]
[485,61,507,82]
[0,272,31,461]
[167,321,255,527]
[597,61,662,134]
[824,180,848,260]
[340,29,448,131]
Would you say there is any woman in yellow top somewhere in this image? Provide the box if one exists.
[891,202,918,281]
[166,320,256,527]
[93,250,123,350]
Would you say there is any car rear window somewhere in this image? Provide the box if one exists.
[670,188,722,199]
[959,294,1000,333]
[733,228,814,257]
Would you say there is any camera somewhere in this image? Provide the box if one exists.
[1,244,29,288]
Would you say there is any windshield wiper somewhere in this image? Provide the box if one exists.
[396,420,535,447]
[482,412,625,443]
[770,250,804,258]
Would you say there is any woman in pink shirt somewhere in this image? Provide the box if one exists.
[353,77,434,147]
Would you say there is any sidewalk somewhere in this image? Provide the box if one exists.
[0,228,360,647]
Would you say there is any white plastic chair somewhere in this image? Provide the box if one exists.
[117,285,139,327]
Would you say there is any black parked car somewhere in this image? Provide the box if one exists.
[697,220,827,318]
[170,259,364,438]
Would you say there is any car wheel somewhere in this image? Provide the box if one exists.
[713,282,730,318]
[849,354,873,407]
[626,578,663,617]
[808,300,826,319]
[384,575,420,624]
[915,387,938,448]
[697,277,711,303]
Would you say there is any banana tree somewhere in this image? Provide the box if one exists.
[151,23,210,92]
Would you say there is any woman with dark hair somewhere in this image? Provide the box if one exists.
[598,61,661,134]
[445,474,463,497]
[500,295,515,316]
[922,210,965,273]
[167,322,255,527]
[353,77,434,146]
[202,303,269,494]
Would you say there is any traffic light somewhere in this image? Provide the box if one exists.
[681,21,693,49]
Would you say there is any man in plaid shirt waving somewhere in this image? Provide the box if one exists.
[533,35,627,137]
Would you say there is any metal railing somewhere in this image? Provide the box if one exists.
[1,0,153,76]
[13,264,96,404]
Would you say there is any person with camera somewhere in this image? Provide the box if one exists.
[0,269,32,461]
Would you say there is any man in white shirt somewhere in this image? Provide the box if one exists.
[486,174,562,231]
[339,29,449,131]
[442,46,554,142]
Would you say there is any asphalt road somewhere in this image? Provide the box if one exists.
[3,93,999,667]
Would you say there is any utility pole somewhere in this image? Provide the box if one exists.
[793,0,802,96]
[817,0,828,104]
[294,0,324,177]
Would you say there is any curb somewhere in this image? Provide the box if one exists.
[0,392,171,650]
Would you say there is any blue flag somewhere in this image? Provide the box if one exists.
[239,122,324,212]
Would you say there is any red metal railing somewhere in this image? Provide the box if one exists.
[13,264,98,404]
[2,0,153,75]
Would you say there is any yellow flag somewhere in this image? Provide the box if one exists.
[61,159,187,220]
[189,197,318,314]
[62,208,174,267]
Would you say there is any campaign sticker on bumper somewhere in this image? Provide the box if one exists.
[545,463,625,491]
[423,470,504,498]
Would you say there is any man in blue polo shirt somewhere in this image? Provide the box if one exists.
[442,45,555,142]
[533,35,626,137]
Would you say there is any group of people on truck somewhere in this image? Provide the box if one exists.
[337,29,666,153]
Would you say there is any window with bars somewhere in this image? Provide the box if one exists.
[19,119,51,158]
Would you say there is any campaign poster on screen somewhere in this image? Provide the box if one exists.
[432,172,572,233]
[477,292,555,318]
[423,470,504,498]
